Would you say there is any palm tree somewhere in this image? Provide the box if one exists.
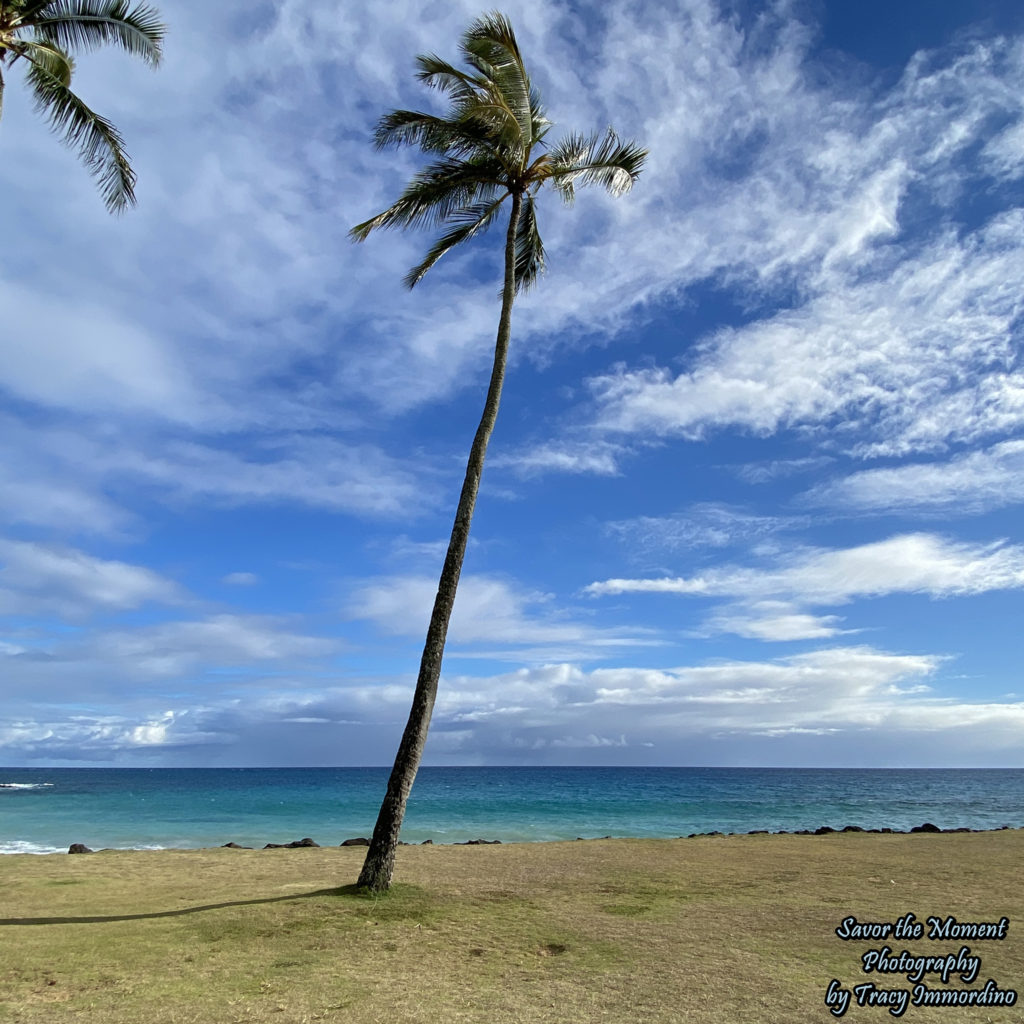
[350,12,646,892]
[0,0,164,212]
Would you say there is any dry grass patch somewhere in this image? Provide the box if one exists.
[0,833,1021,1023]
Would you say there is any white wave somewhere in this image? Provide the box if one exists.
[0,782,54,790]
[0,840,64,855]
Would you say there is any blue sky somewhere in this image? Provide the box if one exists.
[2,0,1023,768]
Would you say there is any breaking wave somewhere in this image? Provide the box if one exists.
[0,840,64,855]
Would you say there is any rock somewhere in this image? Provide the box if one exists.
[910,822,941,833]
[222,842,252,849]
[68,843,92,854]
[340,837,370,846]
[286,838,319,848]
[458,839,502,845]
[841,825,865,832]
[747,830,768,835]
[263,843,285,849]
[421,839,433,845]
[814,826,836,835]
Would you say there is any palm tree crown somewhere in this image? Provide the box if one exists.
[351,10,646,289]
[0,0,164,212]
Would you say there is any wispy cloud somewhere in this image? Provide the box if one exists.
[586,532,1024,604]
[811,440,1024,515]
[347,573,659,661]
[0,540,184,619]
[492,439,626,477]
[606,504,798,556]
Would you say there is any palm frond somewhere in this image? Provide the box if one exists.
[26,42,135,211]
[403,195,508,288]
[350,158,504,240]
[16,38,73,85]
[372,108,498,160]
[545,128,647,198]
[414,53,483,104]
[461,12,535,152]
[33,0,164,66]
[513,191,544,292]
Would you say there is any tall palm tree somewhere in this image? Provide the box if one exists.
[0,0,164,212]
[350,12,645,893]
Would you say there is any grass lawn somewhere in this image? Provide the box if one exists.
[1,832,1021,1023]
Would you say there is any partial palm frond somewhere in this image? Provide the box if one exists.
[414,53,484,104]
[373,108,502,161]
[27,42,135,210]
[350,157,504,240]
[18,38,73,85]
[546,128,648,198]
[462,12,534,151]
[34,0,163,65]
[403,195,508,288]
[513,191,544,292]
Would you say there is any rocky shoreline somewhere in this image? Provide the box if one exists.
[61,822,1021,853]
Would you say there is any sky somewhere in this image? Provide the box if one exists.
[2,0,1023,768]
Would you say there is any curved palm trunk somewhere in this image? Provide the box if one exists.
[357,191,524,892]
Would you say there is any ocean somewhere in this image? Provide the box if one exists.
[2,766,1023,854]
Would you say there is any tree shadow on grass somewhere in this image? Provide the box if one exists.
[0,884,372,926]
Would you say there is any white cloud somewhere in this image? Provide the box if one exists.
[702,602,850,642]
[121,437,428,518]
[493,439,625,477]
[84,616,337,678]
[586,533,1024,605]
[4,645,1023,766]
[0,539,183,618]
[1,422,431,524]
[588,213,1024,454]
[1,613,340,706]
[607,504,796,555]
[812,440,1024,514]
[347,573,658,661]
[0,281,208,423]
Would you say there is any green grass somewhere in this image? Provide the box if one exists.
[1,833,1022,1022]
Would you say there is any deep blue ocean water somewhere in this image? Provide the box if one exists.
[2,766,1023,854]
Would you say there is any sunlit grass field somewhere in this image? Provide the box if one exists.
[1,832,1021,1023]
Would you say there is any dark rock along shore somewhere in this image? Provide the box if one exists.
[64,823,1020,854]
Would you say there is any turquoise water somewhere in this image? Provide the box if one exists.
[2,766,1023,854]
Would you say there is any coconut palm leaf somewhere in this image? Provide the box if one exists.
[513,191,544,291]
[350,157,505,240]
[26,40,134,210]
[403,195,509,288]
[0,0,163,212]
[32,0,162,64]
[415,52,484,103]
[546,129,648,200]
